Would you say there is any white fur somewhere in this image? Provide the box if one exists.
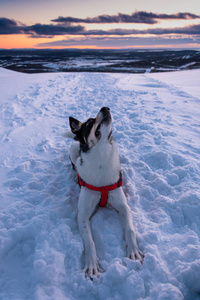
[68,114,143,278]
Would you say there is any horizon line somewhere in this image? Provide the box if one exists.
[0,46,200,51]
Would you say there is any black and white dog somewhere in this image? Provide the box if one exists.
[67,107,143,278]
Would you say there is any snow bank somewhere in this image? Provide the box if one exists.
[0,68,200,299]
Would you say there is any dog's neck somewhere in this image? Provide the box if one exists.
[77,140,121,187]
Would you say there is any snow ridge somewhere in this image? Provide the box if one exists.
[0,68,200,299]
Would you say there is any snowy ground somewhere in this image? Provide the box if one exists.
[0,67,200,300]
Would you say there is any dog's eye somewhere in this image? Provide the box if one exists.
[95,128,101,139]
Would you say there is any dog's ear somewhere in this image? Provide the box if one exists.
[69,117,82,134]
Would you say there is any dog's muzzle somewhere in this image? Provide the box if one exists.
[98,107,111,125]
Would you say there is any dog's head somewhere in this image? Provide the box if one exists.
[69,107,113,152]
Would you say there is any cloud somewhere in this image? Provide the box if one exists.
[153,24,200,35]
[1,16,200,40]
[24,23,84,36]
[0,18,84,36]
[36,35,200,48]
[79,24,200,36]
[52,11,200,25]
[0,17,22,34]
[143,23,200,35]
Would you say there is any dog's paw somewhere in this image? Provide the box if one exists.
[84,263,99,279]
[126,246,145,264]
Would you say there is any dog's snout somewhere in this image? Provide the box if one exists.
[101,107,110,112]
[97,107,112,125]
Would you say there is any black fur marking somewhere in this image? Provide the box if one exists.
[90,140,95,146]
[69,117,82,134]
[108,130,113,143]
[80,157,84,165]
[69,107,112,153]
[71,117,96,152]
[95,124,101,139]
[70,158,76,170]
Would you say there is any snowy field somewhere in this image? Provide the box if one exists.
[0,67,200,300]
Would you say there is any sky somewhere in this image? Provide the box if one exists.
[0,0,200,49]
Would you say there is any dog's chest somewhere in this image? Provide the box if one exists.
[77,142,121,187]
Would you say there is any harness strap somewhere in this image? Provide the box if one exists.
[78,172,122,207]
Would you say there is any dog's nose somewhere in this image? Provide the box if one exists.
[101,107,110,112]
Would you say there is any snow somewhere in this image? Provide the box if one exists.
[0,67,200,300]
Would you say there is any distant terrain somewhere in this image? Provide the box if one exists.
[0,49,200,74]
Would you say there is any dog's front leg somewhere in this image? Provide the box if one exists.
[109,188,144,263]
[78,188,100,278]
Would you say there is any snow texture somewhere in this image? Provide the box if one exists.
[0,67,200,300]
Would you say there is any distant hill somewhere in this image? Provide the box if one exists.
[0,49,200,73]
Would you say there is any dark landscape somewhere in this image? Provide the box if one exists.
[0,49,200,74]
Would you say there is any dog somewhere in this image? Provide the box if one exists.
[67,107,143,278]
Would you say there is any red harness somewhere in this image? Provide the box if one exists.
[78,172,123,207]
